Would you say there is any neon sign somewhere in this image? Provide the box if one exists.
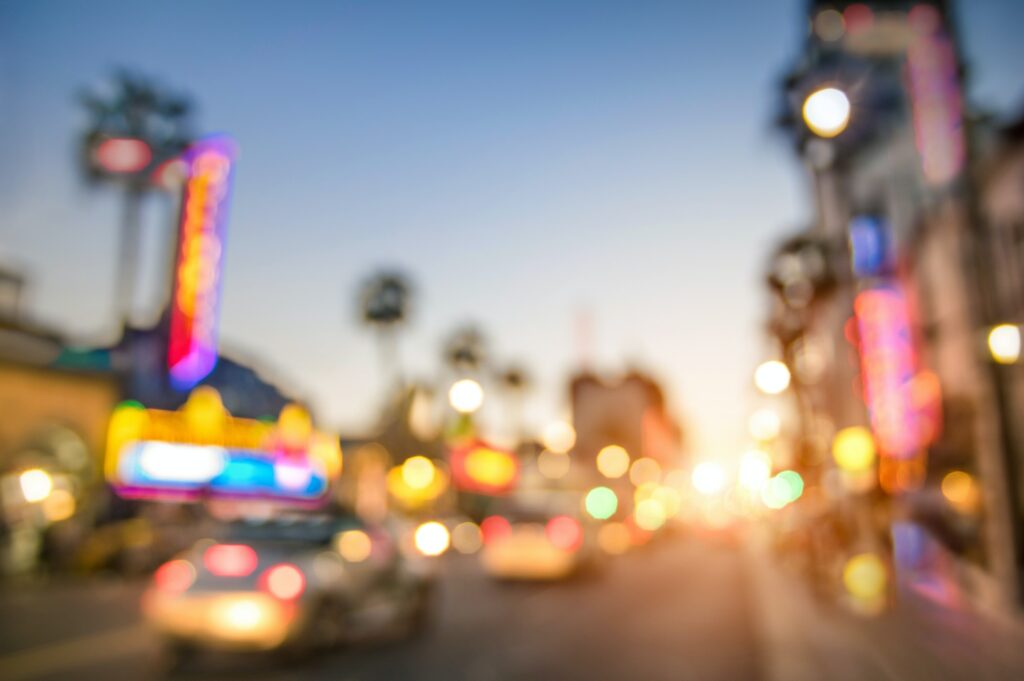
[106,387,341,503]
[906,6,964,187]
[854,287,922,460]
[168,136,236,391]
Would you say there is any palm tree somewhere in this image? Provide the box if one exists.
[357,270,413,385]
[443,325,487,373]
[79,71,193,326]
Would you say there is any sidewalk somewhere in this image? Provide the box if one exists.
[745,532,1024,681]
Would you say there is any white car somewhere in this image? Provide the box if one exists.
[142,511,433,665]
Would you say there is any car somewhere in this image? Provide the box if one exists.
[141,510,434,665]
[478,503,600,581]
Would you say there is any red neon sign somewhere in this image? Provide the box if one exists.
[168,136,236,390]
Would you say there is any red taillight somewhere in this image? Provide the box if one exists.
[261,563,306,601]
[480,515,512,544]
[546,515,583,551]
[204,544,259,577]
[154,559,196,593]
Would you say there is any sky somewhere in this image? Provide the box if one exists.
[2,1,1024,460]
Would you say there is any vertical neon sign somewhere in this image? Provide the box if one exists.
[168,136,236,390]
[906,5,964,187]
[854,286,920,460]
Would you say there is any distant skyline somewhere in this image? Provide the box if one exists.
[3,1,1024,460]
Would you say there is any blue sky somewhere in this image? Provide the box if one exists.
[2,1,1023,458]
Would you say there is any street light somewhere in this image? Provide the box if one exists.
[754,360,791,395]
[541,420,576,454]
[449,379,484,414]
[832,426,876,473]
[19,468,53,503]
[802,86,851,138]
[988,324,1021,364]
[596,444,630,479]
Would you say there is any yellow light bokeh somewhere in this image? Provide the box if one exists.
[832,426,876,473]
[451,521,483,554]
[19,468,53,503]
[843,552,887,602]
[336,529,373,563]
[629,457,661,486]
[692,461,727,496]
[42,488,76,522]
[414,521,451,557]
[542,421,576,454]
[537,450,570,480]
[402,456,437,490]
[988,324,1021,364]
[597,445,630,479]
[465,447,517,488]
[802,87,851,138]
[449,379,484,414]
[597,522,631,555]
[634,498,667,531]
[941,470,981,513]
[754,360,791,395]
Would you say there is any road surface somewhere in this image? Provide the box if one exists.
[0,535,761,681]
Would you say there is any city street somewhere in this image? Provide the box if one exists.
[5,3,1024,679]
[0,536,760,681]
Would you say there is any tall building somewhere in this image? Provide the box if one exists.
[771,0,1023,609]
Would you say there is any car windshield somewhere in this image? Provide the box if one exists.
[222,514,362,545]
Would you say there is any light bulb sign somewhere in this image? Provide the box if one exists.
[167,136,236,391]
[105,387,341,503]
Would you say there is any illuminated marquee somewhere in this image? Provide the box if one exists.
[106,387,341,503]
[168,136,236,391]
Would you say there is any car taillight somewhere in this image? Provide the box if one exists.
[154,559,196,593]
[480,515,511,544]
[204,544,259,577]
[261,563,306,601]
[546,515,582,551]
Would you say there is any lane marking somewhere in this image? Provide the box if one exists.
[0,625,152,681]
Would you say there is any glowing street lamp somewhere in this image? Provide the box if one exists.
[802,87,850,138]
[541,420,576,454]
[19,468,54,503]
[401,456,437,490]
[449,379,484,414]
[988,324,1021,364]
[754,360,791,395]
[596,445,630,479]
